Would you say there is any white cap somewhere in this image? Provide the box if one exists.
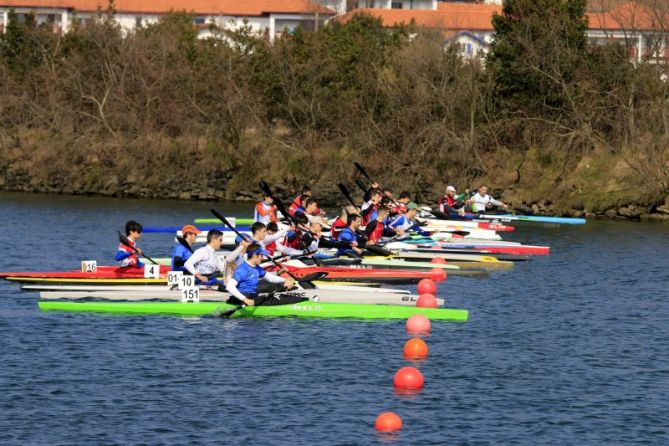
[446,185,456,192]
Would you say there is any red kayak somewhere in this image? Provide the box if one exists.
[278,264,446,284]
[0,265,171,279]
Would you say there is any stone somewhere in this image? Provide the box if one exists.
[531,204,540,214]
[656,205,669,215]
[605,209,617,218]
[178,191,191,200]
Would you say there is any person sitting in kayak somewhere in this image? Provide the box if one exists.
[171,224,201,272]
[115,220,144,268]
[289,185,323,217]
[365,206,395,244]
[361,189,383,226]
[254,193,278,225]
[185,229,247,287]
[439,186,467,216]
[390,191,412,215]
[294,197,319,222]
[226,243,295,306]
[331,206,357,239]
[337,214,364,257]
[468,185,509,214]
[388,202,426,236]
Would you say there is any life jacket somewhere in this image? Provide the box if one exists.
[330,218,347,239]
[366,220,385,243]
[254,201,277,224]
[117,239,139,267]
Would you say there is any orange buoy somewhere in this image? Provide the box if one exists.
[375,412,402,432]
[417,278,437,295]
[403,338,429,359]
[431,268,447,281]
[431,257,446,264]
[406,314,431,333]
[416,293,438,308]
[393,366,424,389]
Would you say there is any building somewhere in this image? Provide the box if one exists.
[0,0,336,40]
[340,1,669,63]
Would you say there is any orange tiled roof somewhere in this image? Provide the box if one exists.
[586,1,669,31]
[339,3,501,31]
[340,1,668,33]
[0,0,336,16]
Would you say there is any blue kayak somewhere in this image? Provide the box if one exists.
[142,226,251,234]
[476,215,586,225]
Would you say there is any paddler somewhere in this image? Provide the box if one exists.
[331,205,358,239]
[364,206,393,244]
[185,229,247,287]
[115,220,144,268]
[439,186,467,216]
[361,189,383,226]
[170,224,201,272]
[468,185,509,214]
[289,185,322,217]
[388,202,425,235]
[226,243,295,306]
[337,213,364,257]
[391,191,412,215]
[254,193,278,224]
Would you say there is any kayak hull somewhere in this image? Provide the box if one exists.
[38,301,469,321]
[37,289,437,306]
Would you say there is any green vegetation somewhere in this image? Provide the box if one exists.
[0,4,668,214]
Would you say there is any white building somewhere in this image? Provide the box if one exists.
[0,0,336,40]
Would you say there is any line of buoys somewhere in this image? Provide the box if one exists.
[375,279,438,433]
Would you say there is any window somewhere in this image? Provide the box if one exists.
[391,2,403,9]
[135,16,142,27]
[193,17,205,25]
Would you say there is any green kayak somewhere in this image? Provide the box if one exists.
[38,300,468,321]
[195,218,255,226]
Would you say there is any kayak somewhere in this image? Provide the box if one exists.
[38,300,469,321]
[476,214,587,225]
[420,217,515,232]
[386,250,530,262]
[144,226,249,234]
[0,266,171,279]
[37,288,439,306]
[280,263,447,283]
[6,277,168,285]
[194,218,255,226]
[385,241,550,256]
[22,284,412,295]
[361,257,513,271]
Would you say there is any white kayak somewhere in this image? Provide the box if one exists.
[22,283,412,295]
[37,288,439,307]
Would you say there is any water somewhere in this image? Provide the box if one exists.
[0,192,667,445]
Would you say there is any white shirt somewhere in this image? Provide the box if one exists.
[471,193,503,213]
[185,244,245,276]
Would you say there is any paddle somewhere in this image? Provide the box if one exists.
[117,232,158,265]
[355,178,368,195]
[354,162,375,184]
[219,292,277,318]
[210,208,320,290]
[338,183,358,208]
[176,236,194,254]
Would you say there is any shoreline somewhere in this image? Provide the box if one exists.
[2,186,668,222]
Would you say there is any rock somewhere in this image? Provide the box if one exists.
[656,205,669,215]
[178,191,191,200]
[0,176,6,186]
[585,212,596,219]
[531,204,540,214]
[605,209,617,218]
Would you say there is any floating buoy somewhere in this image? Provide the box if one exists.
[417,278,437,294]
[375,412,402,432]
[431,268,447,281]
[403,338,429,359]
[406,314,431,333]
[393,366,424,389]
[416,293,438,308]
[430,257,446,264]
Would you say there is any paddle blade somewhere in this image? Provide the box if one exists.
[354,162,373,182]
[176,236,194,253]
[220,305,243,318]
[337,183,357,207]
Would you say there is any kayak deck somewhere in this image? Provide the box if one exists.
[38,300,469,321]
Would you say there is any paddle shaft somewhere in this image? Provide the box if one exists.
[117,232,158,265]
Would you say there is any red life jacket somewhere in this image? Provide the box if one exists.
[366,220,385,243]
[265,240,277,256]
[117,240,139,267]
[330,218,347,239]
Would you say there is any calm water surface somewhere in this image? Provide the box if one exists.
[0,192,667,445]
